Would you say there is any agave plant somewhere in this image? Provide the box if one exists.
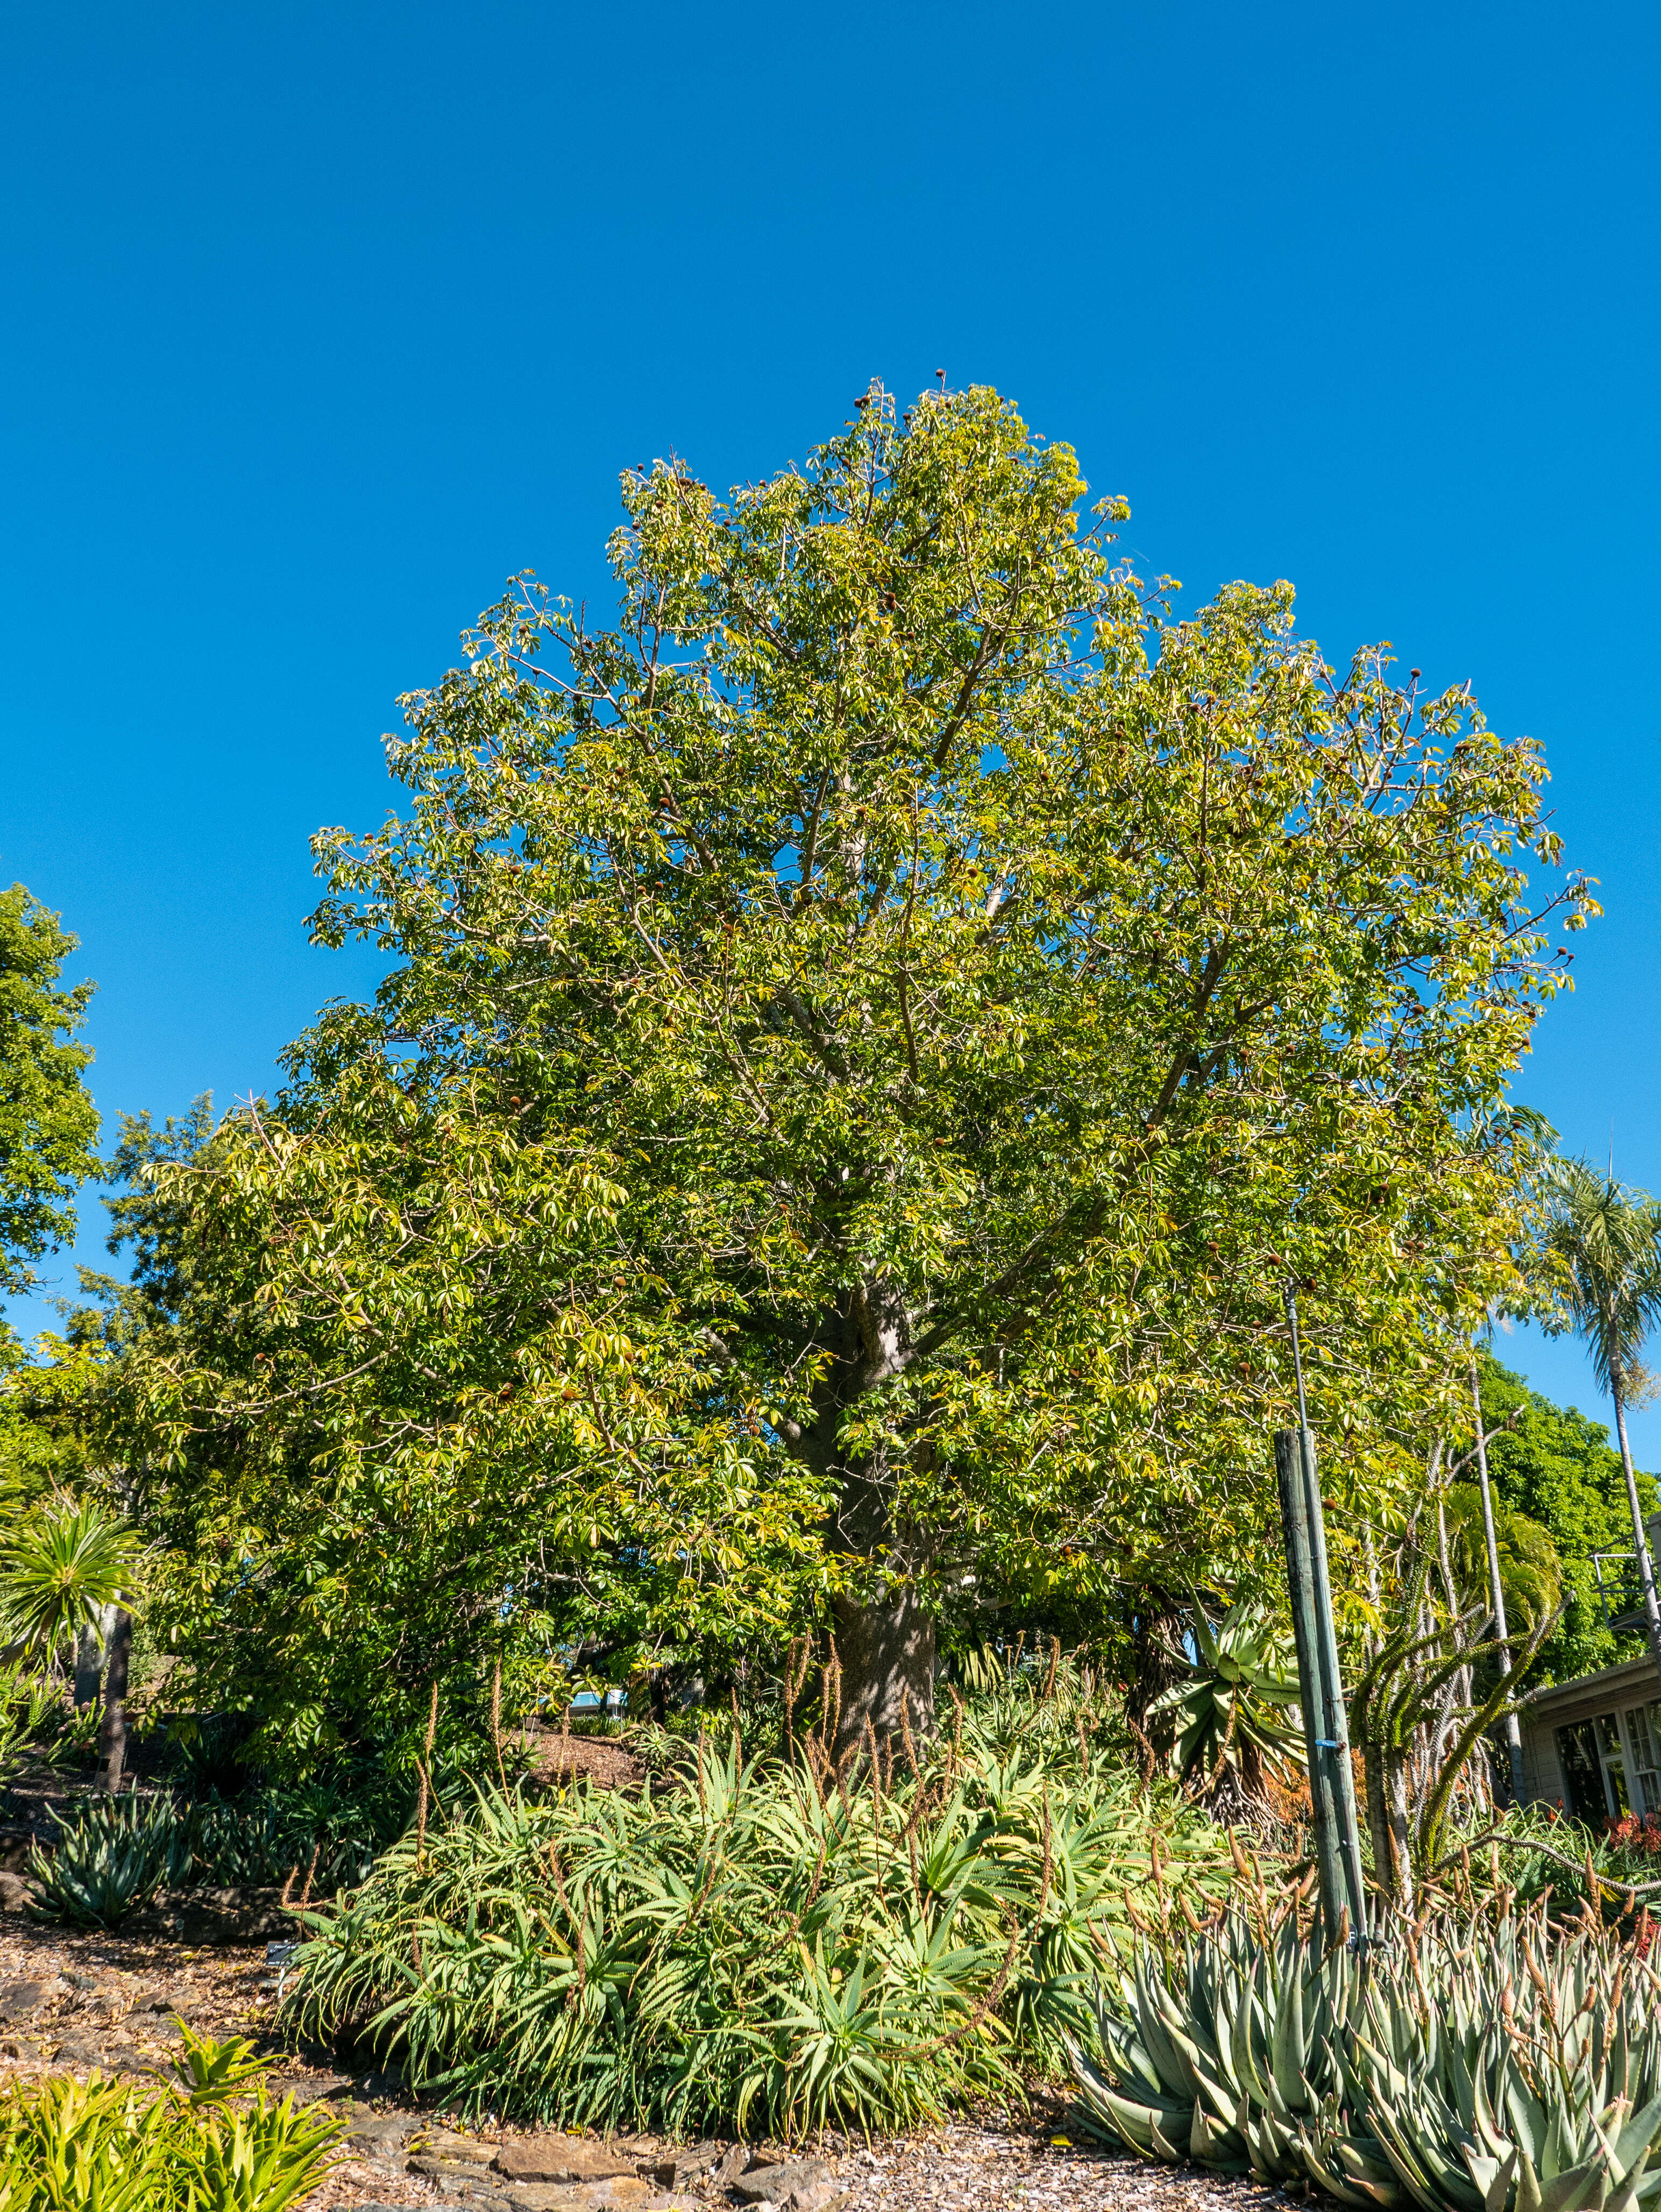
[1073,1906,1661,2212]
[1147,1595,1304,1811]
[29,1792,175,1927]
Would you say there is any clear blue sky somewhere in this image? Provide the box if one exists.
[2,3,1657,1453]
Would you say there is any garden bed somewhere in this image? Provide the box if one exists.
[0,1897,1288,2211]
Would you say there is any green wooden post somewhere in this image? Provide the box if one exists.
[1276,1427,1347,1941]
[1279,1284,1371,1947]
[1297,1422,1370,1941]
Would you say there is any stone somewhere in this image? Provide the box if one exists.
[425,2130,500,2164]
[500,2178,661,2211]
[411,2152,506,2185]
[162,1886,295,1946]
[0,1978,57,2024]
[651,2140,725,2188]
[730,2159,840,2212]
[72,1983,127,2024]
[50,2032,106,2072]
[494,2138,641,2185]
[0,1870,29,1912]
[710,2142,753,2188]
[347,2109,420,2163]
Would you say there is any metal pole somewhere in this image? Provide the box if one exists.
[1470,1356,1524,1803]
[1282,1284,1369,1945]
[1611,1371,1661,1697]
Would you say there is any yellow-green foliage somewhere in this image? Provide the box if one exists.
[0,2024,340,2211]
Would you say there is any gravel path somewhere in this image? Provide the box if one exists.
[0,1909,1281,2212]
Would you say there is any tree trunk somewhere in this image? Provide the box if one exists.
[1612,1373,1661,1693]
[830,1584,935,1767]
[1125,1587,1186,1764]
[96,1606,133,1793]
[818,1278,936,1766]
[1386,1754,1415,1909]
[73,1621,104,1709]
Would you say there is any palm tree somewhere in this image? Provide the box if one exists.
[0,1497,140,1675]
[1544,1158,1661,1688]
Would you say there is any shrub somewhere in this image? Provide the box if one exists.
[0,2023,340,2211]
[30,1772,411,1928]
[286,1691,1232,2137]
[1071,1902,1661,2208]
[0,1664,59,1797]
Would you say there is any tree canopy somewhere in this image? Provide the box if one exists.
[89,383,1593,1763]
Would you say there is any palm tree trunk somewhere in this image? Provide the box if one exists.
[1611,1373,1661,1692]
[1471,1357,1525,1802]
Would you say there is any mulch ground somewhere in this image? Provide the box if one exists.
[0,1906,1282,2211]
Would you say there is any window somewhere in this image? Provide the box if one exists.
[1625,1705,1661,1816]
[1557,1720,1605,1821]
[1597,1712,1631,1817]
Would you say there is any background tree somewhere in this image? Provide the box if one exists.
[97,384,1592,1764]
[1477,1352,1660,1683]
[0,883,98,1304]
[1541,1161,1661,1688]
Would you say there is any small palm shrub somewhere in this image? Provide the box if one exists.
[1073,1902,1661,2210]
[0,2022,340,2211]
[0,1497,141,1671]
[286,1693,1232,2138]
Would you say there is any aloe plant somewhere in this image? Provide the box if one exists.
[0,2024,340,2210]
[1073,1908,1661,2212]
[285,1678,1233,2136]
[29,1792,173,1927]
